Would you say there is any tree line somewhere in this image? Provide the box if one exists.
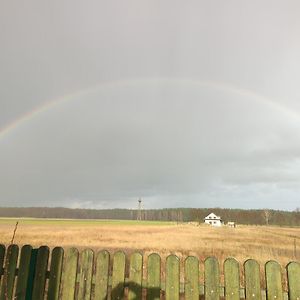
[0,207,299,226]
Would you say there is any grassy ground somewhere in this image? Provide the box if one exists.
[0,217,173,226]
[0,218,299,268]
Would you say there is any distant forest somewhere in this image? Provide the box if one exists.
[0,207,299,226]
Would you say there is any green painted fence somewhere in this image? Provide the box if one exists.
[0,244,299,299]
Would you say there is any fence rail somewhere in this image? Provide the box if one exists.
[0,244,299,299]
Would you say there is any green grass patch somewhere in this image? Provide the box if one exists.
[0,217,175,226]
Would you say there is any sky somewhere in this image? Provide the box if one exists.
[1,1,300,210]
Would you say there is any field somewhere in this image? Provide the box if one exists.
[0,218,299,268]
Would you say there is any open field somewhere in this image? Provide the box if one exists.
[0,218,299,268]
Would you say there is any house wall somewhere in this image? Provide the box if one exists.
[204,219,222,227]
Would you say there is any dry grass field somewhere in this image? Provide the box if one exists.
[0,218,299,269]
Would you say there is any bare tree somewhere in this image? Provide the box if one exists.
[262,209,272,225]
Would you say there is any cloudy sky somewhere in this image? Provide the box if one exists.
[1,1,300,210]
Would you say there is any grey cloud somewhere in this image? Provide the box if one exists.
[1,81,300,209]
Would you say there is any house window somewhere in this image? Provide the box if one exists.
[214,221,216,224]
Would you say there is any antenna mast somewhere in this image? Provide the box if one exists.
[137,198,142,221]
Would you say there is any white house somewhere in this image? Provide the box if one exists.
[204,213,223,227]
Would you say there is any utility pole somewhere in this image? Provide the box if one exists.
[137,198,142,221]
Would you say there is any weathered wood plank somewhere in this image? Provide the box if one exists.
[94,250,110,300]
[184,256,199,300]
[224,257,240,300]
[25,248,38,300]
[147,253,161,300]
[265,261,283,300]
[111,251,126,300]
[165,255,180,300]
[32,246,49,300]
[0,244,19,300]
[47,247,64,300]
[78,249,94,300]
[205,257,220,300]
[0,245,5,280]
[244,259,262,300]
[287,262,300,300]
[15,245,32,300]
[61,247,79,300]
[0,244,296,300]
[128,252,143,300]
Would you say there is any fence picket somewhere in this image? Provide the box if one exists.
[25,248,38,300]
[224,257,240,300]
[47,247,64,300]
[128,252,143,300]
[166,255,180,300]
[94,250,110,300]
[184,256,199,300]
[15,245,32,300]
[205,257,220,300]
[265,261,283,300]
[0,245,5,281]
[111,251,126,300]
[147,253,161,300]
[32,246,49,300]
[61,247,79,300]
[0,244,19,300]
[78,249,94,300]
[0,245,298,299]
[287,262,300,300]
[244,259,262,300]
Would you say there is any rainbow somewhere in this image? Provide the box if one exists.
[0,78,299,140]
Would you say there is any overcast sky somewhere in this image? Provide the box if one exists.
[1,1,300,210]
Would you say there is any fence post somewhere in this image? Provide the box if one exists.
[205,257,220,300]
[61,247,79,300]
[31,246,49,300]
[78,249,94,300]
[0,244,19,300]
[224,257,240,300]
[265,261,283,300]
[111,251,126,300]
[24,248,38,300]
[184,256,199,300]
[0,245,5,283]
[128,252,143,300]
[47,247,64,300]
[165,255,180,300]
[287,262,300,300]
[244,259,262,300]
[147,253,161,300]
[15,245,32,300]
[94,250,110,300]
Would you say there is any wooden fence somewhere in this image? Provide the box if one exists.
[0,244,299,300]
